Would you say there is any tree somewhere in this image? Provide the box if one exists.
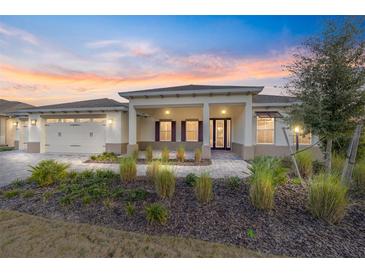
[285,17,365,172]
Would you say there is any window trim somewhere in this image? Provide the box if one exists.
[185,119,199,142]
[256,117,275,145]
[159,120,172,142]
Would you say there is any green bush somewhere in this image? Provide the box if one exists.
[332,153,345,175]
[3,189,21,199]
[145,145,153,162]
[154,167,176,199]
[226,176,241,189]
[249,156,288,186]
[146,161,161,181]
[120,157,137,183]
[249,169,275,210]
[176,145,185,162]
[161,146,170,163]
[89,152,118,162]
[125,202,136,217]
[185,173,198,187]
[145,203,168,225]
[308,173,348,224]
[195,172,213,203]
[194,148,202,163]
[126,188,148,201]
[352,159,365,195]
[295,150,313,178]
[29,160,69,187]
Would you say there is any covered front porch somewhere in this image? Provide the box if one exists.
[126,98,254,160]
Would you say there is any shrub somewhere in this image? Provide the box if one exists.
[111,187,124,198]
[185,173,198,187]
[352,159,365,195]
[176,145,185,162]
[29,160,69,187]
[332,153,345,175]
[132,149,139,162]
[226,176,241,189]
[161,146,170,163]
[295,150,313,178]
[145,203,168,225]
[154,167,176,199]
[146,161,161,181]
[249,169,275,210]
[120,157,137,183]
[145,145,153,162]
[126,188,149,201]
[125,202,136,217]
[95,169,118,181]
[249,156,288,186]
[89,152,118,162]
[195,172,213,203]
[194,148,202,163]
[3,189,21,199]
[308,173,348,224]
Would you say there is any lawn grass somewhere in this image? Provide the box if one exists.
[0,210,265,258]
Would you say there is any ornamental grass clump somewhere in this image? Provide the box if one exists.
[132,149,139,162]
[120,157,137,183]
[145,203,169,225]
[295,150,313,178]
[331,153,345,175]
[154,167,176,199]
[195,172,213,203]
[161,146,170,163]
[176,145,185,162]
[194,148,202,163]
[308,173,348,224]
[146,160,161,182]
[29,160,69,187]
[145,145,153,162]
[248,156,288,210]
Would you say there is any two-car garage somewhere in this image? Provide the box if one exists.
[44,117,106,154]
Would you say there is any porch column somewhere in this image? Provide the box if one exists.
[127,104,138,155]
[243,100,254,160]
[202,102,211,159]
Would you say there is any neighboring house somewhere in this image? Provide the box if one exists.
[0,99,33,147]
[7,84,320,159]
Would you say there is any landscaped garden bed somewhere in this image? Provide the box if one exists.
[85,158,212,166]
[1,164,364,257]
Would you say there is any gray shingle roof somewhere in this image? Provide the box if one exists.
[18,98,127,112]
[253,94,299,104]
[0,99,33,115]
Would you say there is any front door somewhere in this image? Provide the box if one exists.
[210,118,231,150]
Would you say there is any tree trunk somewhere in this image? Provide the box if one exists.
[325,138,333,172]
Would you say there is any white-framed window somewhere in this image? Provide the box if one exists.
[257,117,275,144]
[46,118,59,124]
[77,118,92,123]
[160,121,172,142]
[60,118,75,123]
[293,132,312,145]
[186,120,199,142]
[92,118,106,123]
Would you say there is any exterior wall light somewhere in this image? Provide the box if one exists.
[221,110,227,114]
[108,119,113,125]
[165,110,170,115]
[31,119,37,126]
[13,121,18,127]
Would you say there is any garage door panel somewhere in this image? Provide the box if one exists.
[45,122,105,153]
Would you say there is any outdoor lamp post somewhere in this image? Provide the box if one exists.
[294,126,300,152]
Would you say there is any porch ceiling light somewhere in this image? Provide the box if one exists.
[107,119,113,125]
[165,110,170,115]
[13,121,18,126]
[221,110,227,114]
[31,119,37,126]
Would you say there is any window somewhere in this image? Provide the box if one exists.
[186,121,199,142]
[160,121,172,142]
[257,117,274,144]
[77,118,91,123]
[60,118,75,123]
[46,118,59,124]
[293,132,311,145]
[92,118,106,123]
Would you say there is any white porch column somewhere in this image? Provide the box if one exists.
[127,103,138,155]
[243,100,254,160]
[202,102,211,159]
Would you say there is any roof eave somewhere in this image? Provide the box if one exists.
[15,106,128,114]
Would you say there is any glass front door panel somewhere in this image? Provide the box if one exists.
[227,119,231,148]
[215,120,225,148]
[210,120,213,147]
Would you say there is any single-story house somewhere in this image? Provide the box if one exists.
[4,84,320,160]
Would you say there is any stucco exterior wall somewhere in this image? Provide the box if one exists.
[0,116,6,145]
[6,118,16,147]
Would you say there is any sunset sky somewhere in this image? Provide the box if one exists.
[0,15,341,106]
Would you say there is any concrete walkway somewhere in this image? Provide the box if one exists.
[0,150,250,186]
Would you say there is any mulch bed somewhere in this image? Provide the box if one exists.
[0,178,364,257]
[85,159,212,166]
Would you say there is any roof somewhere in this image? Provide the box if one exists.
[253,94,299,104]
[0,99,33,115]
[16,98,128,113]
[119,84,264,99]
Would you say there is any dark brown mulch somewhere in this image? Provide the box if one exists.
[0,179,364,258]
[85,159,212,166]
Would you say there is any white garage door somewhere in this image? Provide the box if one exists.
[45,120,106,153]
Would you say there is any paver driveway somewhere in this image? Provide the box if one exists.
[0,150,250,186]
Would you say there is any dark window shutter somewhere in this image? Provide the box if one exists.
[172,121,176,142]
[198,121,203,142]
[155,121,160,141]
[181,121,186,142]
